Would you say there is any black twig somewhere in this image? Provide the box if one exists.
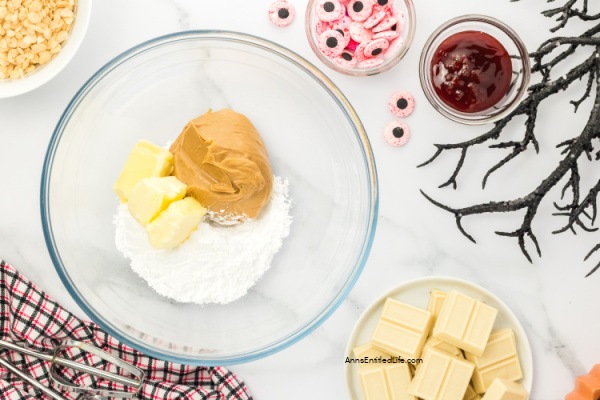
[419,0,600,276]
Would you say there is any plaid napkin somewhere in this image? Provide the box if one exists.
[0,260,253,400]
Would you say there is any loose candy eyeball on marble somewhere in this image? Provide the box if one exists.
[316,0,345,21]
[388,91,415,117]
[268,1,296,27]
[384,120,410,147]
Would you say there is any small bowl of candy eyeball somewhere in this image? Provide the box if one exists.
[305,0,416,76]
[0,0,92,98]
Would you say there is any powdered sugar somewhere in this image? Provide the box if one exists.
[114,176,293,305]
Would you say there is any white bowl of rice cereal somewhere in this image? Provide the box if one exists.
[0,0,91,98]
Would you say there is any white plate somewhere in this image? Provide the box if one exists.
[344,276,533,399]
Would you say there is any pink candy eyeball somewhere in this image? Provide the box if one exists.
[334,50,358,68]
[268,1,295,27]
[375,0,393,5]
[332,15,353,30]
[353,41,369,61]
[348,0,373,22]
[349,21,373,43]
[316,0,345,22]
[385,36,403,56]
[372,15,398,32]
[318,29,346,56]
[384,120,410,147]
[363,8,387,29]
[388,91,415,117]
[364,38,389,57]
[357,58,383,68]
[373,29,399,41]
[315,19,332,35]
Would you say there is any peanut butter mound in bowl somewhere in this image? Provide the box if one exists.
[169,108,273,224]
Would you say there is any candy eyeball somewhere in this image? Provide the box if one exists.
[334,50,358,68]
[316,0,345,22]
[384,120,410,147]
[388,91,415,117]
[364,38,390,57]
[348,0,374,22]
[268,1,295,27]
[319,29,346,56]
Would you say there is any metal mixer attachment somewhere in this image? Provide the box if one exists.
[0,338,144,399]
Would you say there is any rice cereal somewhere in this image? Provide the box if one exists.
[0,0,77,80]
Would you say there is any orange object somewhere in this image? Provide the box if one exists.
[565,365,600,400]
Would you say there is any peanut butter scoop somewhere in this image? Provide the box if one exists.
[169,109,273,221]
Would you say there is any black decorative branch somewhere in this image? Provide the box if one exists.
[419,0,600,276]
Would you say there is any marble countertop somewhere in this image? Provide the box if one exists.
[1,0,599,398]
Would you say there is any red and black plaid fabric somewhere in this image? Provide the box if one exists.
[0,260,253,400]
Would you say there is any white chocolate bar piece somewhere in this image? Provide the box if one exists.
[433,291,498,356]
[385,364,417,400]
[465,329,523,393]
[428,289,447,319]
[353,342,392,369]
[372,298,433,359]
[481,378,529,400]
[425,337,463,358]
[408,347,475,400]
[358,364,416,400]
[359,366,389,400]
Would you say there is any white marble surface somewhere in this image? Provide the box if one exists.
[1,0,599,399]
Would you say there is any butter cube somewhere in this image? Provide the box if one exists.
[128,176,187,225]
[433,291,497,356]
[113,140,174,202]
[408,347,475,400]
[465,329,523,393]
[146,197,206,249]
[358,365,416,400]
[372,298,433,359]
[428,289,447,319]
[481,378,528,400]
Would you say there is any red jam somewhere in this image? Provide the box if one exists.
[430,31,512,113]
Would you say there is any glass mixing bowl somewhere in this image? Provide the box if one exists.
[41,31,378,365]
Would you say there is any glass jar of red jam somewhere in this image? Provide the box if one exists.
[419,15,530,125]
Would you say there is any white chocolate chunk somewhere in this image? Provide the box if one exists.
[408,347,475,400]
[481,378,528,400]
[465,329,523,393]
[433,291,498,356]
[372,298,433,359]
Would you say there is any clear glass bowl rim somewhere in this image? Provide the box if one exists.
[418,14,531,125]
[40,30,379,365]
[305,0,417,76]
